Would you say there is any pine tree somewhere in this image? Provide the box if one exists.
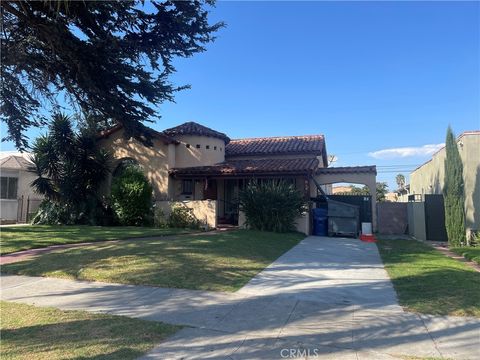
[1,1,223,149]
[443,126,466,246]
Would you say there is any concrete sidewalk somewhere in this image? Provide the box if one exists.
[1,236,479,359]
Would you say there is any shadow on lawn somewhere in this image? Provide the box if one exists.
[1,231,302,291]
[1,318,165,360]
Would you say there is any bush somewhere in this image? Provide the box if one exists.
[167,205,201,229]
[239,180,307,232]
[443,126,466,246]
[32,197,115,226]
[110,166,154,226]
[153,207,169,228]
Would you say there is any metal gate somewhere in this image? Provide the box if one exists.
[424,194,448,241]
[327,195,372,223]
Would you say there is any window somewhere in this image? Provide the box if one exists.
[196,144,201,149]
[206,145,210,149]
[0,177,18,199]
[186,144,190,148]
[182,179,193,195]
[214,146,217,150]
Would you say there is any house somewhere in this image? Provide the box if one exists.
[409,130,480,239]
[0,153,42,223]
[98,121,377,234]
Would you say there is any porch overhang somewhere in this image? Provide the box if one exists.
[169,158,319,179]
[315,165,377,176]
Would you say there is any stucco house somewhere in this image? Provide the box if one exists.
[98,121,377,234]
[0,152,41,223]
[410,130,480,239]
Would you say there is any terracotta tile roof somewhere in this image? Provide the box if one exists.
[163,122,230,143]
[226,135,325,158]
[316,165,377,175]
[170,157,319,177]
[97,124,178,144]
[0,155,33,170]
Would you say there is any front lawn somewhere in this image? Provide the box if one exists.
[1,301,179,360]
[0,225,192,255]
[377,239,480,317]
[2,230,304,292]
[450,247,480,265]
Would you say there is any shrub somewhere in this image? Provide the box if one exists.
[32,197,115,226]
[443,126,466,246]
[110,166,154,226]
[153,207,168,228]
[239,180,307,232]
[167,205,201,229]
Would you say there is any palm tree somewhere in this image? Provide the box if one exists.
[395,174,406,190]
[30,113,111,224]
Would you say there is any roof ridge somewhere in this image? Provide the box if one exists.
[230,134,324,142]
[163,121,230,143]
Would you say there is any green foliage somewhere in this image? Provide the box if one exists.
[154,208,169,229]
[167,205,201,229]
[376,182,389,202]
[348,182,388,202]
[395,174,406,190]
[2,0,223,150]
[30,113,111,225]
[111,166,154,226]
[239,180,307,233]
[443,126,466,246]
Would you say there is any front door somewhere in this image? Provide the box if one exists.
[224,179,239,225]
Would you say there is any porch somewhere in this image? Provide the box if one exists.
[169,157,322,233]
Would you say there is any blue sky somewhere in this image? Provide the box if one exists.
[2,1,479,189]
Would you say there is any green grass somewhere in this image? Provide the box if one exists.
[0,301,179,360]
[0,225,193,255]
[450,247,480,265]
[377,239,480,317]
[2,230,304,292]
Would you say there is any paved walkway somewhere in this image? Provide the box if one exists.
[1,236,479,359]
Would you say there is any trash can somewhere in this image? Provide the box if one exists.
[312,207,328,236]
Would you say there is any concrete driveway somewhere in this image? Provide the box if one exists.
[2,236,479,359]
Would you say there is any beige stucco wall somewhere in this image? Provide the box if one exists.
[174,135,225,168]
[295,212,310,235]
[98,129,173,200]
[410,133,480,234]
[156,200,217,229]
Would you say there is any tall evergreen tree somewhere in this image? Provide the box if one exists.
[1,1,223,149]
[443,126,466,246]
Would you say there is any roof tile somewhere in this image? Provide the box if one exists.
[163,122,230,143]
[226,135,325,157]
[171,157,319,177]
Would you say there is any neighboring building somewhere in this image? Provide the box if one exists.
[395,184,410,203]
[410,131,480,239]
[332,186,353,194]
[0,153,42,223]
[98,121,377,234]
[385,192,398,202]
